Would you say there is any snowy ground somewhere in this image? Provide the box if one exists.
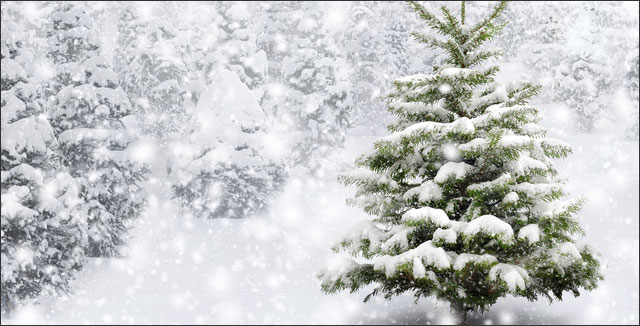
[6,131,639,325]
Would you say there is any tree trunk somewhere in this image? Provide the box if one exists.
[451,302,467,325]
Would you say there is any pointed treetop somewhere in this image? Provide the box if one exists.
[407,1,508,68]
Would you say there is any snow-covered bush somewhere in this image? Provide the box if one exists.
[171,69,285,219]
[319,2,603,323]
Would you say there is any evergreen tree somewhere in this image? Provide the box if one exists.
[254,1,291,82]
[338,2,442,133]
[113,5,149,101]
[255,2,353,172]
[215,2,267,91]
[502,2,635,134]
[552,51,613,133]
[1,22,87,314]
[339,3,387,131]
[284,3,352,170]
[624,49,639,141]
[318,2,603,323]
[46,3,148,257]
[44,3,100,99]
[510,2,567,92]
[114,5,191,140]
[378,1,426,77]
[508,4,571,61]
[171,68,286,219]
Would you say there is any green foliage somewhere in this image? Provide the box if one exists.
[319,0,602,317]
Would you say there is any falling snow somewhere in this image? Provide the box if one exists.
[1,1,638,325]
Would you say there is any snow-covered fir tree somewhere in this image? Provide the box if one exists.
[171,68,285,219]
[500,2,636,134]
[179,2,266,100]
[114,5,191,140]
[624,49,639,141]
[319,2,603,323]
[256,2,353,172]
[1,21,87,314]
[378,1,426,78]
[113,5,148,100]
[507,3,566,61]
[215,2,267,91]
[507,3,566,104]
[338,3,387,131]
[46,3,148,257]
[552,51,613,133]
[338,2,442,133]
[43,2,100,99]
[254,1,290,81]
[285,3,353,170]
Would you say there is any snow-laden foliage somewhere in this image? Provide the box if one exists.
[551,52,613,133]
[625,50,639,141]
[319,2,603,322]
[0,1,636,322]
[498,2,639,135]
[336,2,442,134]
[46,3,148,257]
[1,19,87,314]
[114,5,191,140]
[215,2,267,90]
[43,3,100,99]
[256,2,353,172]
[171,69,286,219]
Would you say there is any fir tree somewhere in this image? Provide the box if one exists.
[552,52,613,133]
[338,2,441,133]
[43,3,100,99]
[114,6,191,140]
[339,3,387,132]
[255,2,353,172]
[113,6,149,101]
[318,2,603,324]
[46,3,148,257]
[1,21,87,314]
[511,3,566,93]
[171,68,286,219]
[624,49,639,141]
[215,2,267,91]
